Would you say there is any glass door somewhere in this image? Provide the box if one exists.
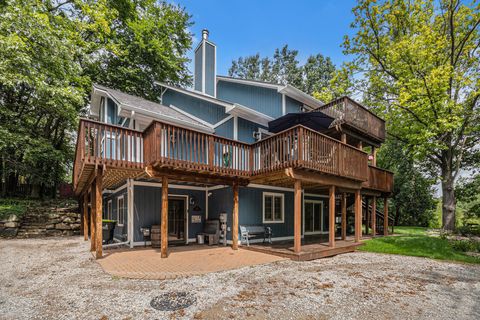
[304,200,324,234]
[167,197,186,243]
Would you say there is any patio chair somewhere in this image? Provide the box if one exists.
[240,226,250,246]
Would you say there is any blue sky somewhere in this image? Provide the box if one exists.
[175,0,358,75]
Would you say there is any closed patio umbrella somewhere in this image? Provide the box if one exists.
[268,112,335,133]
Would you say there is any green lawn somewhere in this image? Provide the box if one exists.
[359,226,480,264]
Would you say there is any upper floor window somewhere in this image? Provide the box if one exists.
[263,192,284,223]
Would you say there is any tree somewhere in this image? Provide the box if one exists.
[228,45,336,95]
[0,0,193,197]
[343,0,480,230]
[377,139,437,227]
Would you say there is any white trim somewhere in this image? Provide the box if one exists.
[117,195,125,227]
[225,103,274,127]
[214,45,217,97]
[208,185,229,191]
[216,76,281,90]
[282,94,286,116]
[278,85,322,110]
[242,235,305,244]
[169,104,214,128]
[128,179,134,248]
[247,183,294,192]
[154,82,232,109]
[205,187,209,220]
[212,115,234,128]
[233,116,238,140]
[262,192,285,224]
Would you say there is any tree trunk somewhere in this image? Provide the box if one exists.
[441,168,456,231]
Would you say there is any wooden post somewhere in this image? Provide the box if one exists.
[328,185,336,247]
[371,196,376,237]
[372,147,377,166]
[94,168,103,259]
[383,197,388,236]
[294,179,302,253]
[232,181,239,250]
[83,193,88,241]
[90,188,95,252]
[357,140,363,150]
[161,176,168,258]
[341,193,347,240]
[365,197,369,235]
[341,133,347,143]
[354,189,361,242]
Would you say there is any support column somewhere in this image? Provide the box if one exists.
[90,188,95,252]
[94,168,103,259]
[232,181,239,250]
[294,179,302,253]
[384,197,388,236]
[372,147,377,166]
[328,185,336,247]
[341,193,347,240]
[365,197,369,235]
[371,196,376,237]
[354,189,361,242]
[161,176,168,258]
[83,193,88,241]
[341,133,347,143]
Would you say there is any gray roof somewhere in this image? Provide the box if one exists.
[93,84,212,131]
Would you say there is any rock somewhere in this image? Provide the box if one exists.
[46,229,62,237]
[0,228,18,238]
[7,215,19,222]
[45,224,55,230]
[48,213,60,219]
[66,213,78,218]
[62,217,73,223]
[49,219,61,224]
[4,222,19,228]
[62,230,74,236]
[55,223,71,230]
[70,223,81,230]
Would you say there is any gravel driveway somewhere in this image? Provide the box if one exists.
[1,237,479,320]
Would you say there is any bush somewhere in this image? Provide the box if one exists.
[451,239,480,253]
[456,225,480,237]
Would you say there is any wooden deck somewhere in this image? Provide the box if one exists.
[242,238,363,261]
[73,118,394,195]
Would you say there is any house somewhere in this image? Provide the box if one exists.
[73,30,393,260]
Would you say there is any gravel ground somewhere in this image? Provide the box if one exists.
[1,237,479,320]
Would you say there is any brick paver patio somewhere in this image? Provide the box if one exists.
[98,245,285,279]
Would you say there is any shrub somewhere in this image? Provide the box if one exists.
[451,239,480,253]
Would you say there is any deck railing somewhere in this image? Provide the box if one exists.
[73,119,144,189]
[144,122,252,177]
[252,126,368,181]
[316,97,386,141]
[74,118,390,190]
[362,165,394,192]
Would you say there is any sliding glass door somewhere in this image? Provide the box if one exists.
[304,200,325,234]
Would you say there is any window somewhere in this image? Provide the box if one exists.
[117,196,125,226]
[263,192,284,223]
[107,200,112,220]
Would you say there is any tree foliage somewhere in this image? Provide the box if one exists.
[228,45,336,95]
[343,0,480,230]
[0,0,193,197]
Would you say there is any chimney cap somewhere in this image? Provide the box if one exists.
[202,29,209,40]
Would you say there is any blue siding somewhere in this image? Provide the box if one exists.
[217,80,282,118]
[205,42,215,96]
[214,117,234,139]
[162,89,227,124]
[285,96,303,114]
[194,47,202,92]
[237,118,268,144]
[103,186,128,241]
[133,185,206,242]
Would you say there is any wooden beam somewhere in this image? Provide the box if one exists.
[328,185,336,247]
[285,168,363,190]
[232,181,239,250]
[357,141,363,150]
[147,166,249,186]
[90,188,95,252]
[354,189,361,242]
[161,176,168,258]
[94,168,103,259]
[294,179,302,253]
[383,197,388,236]
[83,193,88,241]
[372,147,377,166]
[365,197,369,235]
[341,193,347,240]
[341,133,347,143]
[371,196,376,237]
